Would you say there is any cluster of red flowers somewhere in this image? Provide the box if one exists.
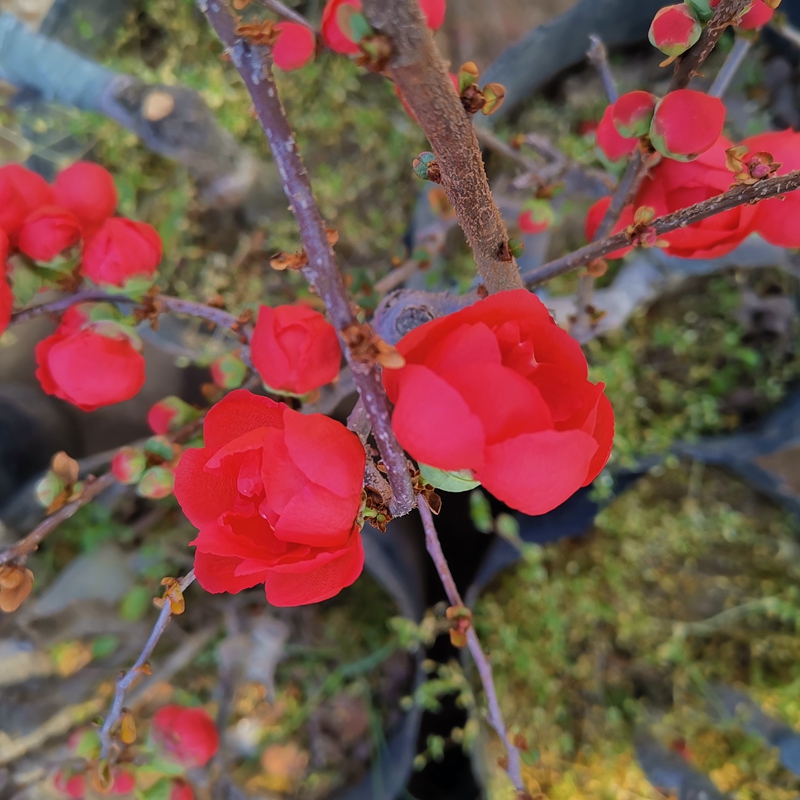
[54,705,218,800]
[591,98,800,258]
[270,0,446,70]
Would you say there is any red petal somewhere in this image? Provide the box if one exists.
[583,390,615,485]
[174,447,238,529]
[263,531,364,606]
[273,484,359,548]
[193,550,269,594]
[596,105,638,162]
[273,22,316,71]
[390,364,485,471]
[651,90,725,158]
[425,321,502,374]
[478,429,599,516]
[201,390,285,452]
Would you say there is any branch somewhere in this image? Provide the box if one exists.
[360,0,523,294]
[98,570,196,759]
[256,0,317,32]
[199,1,414,516]
[11,290,245,338]
[0,473,117,568]
[417,499,525,794]
[587,35,618,103]
[524,169,800,286]
[708,34,752,98]
[669,0,753,91]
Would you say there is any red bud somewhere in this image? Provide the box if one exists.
[649,4,702,58]
[611,91,657,139]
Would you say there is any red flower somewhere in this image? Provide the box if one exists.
[151,705,219,768]
[35,307,146,411]
[53,162,118,235]
[596,105,638,162]
[612,91,656,139]
[740,129,800,248]
[273,22,316,70]
[81,217,162,288]
[649,89,725,161]
[322,0,444,53]
[383,290,614,516]
[170,782,194,800]
[710,0,773,28]
[649,4,702,57]
[0,164,54,238]
[250,305,341,395]
[174,390,366,606]
[0,230,11,337]
[634,135,759,258]
[54,769,135,798]
[584,196,635,258]
[17,206,81,262]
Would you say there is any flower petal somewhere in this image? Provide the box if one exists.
[193,551,269,594]
[478,429,598,516]
[202,390,285,452]
[174,447,239,529]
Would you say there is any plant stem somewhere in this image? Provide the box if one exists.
[524,169,800,286]
[361,0,524,294]
[257,0,316,32]
[708,35,752,98]
[98,570,196,758]
[587,35,618,103]
[200,0,414,516]
[417,498,525,793]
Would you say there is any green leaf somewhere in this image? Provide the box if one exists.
[469,490,493,533]
[419,464,481,493]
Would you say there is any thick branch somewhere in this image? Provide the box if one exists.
[361,0,523,294]
[98,570,196,759]
[417,499,524,793]
[200,1,414,516]
[525,170,800,286]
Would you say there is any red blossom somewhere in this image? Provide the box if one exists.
[383,290,614,516]
[648,4,702,57]
[634,134,759,258]
[17,206,81,262]
[170,781,194,800]
[173,390,366,606]
[250,304,341,395]
[0,164,54,239]
[151,706,220,768]
[611,91,657,139]
[35,307,146,411]
[649,89,725,161]
[595,105,638,162]
[272,22,316,71]
[53,162,118,235]
[0,230,11,337]
[740,129,800,247]
[81,217,162,288]
[54,771,85,799]
[322,0,445,54]
[710,0,773,28]
[584,196,635,258]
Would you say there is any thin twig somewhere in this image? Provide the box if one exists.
[708,35,752,98]
[524,169,800,286]
[587,35,618,103]
[98,570,196,759]
[257,0,317,32]
[374,259,422,295]
[474,127,541,174]
[11,291,243,336]
[200,1,415,516]
[417,499,524,793]
[361,0,523,293]
[0,473,117,567]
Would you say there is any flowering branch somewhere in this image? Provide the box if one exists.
[524,168,800,286]
[98,570,196,759]
[360,0,524,294]
[0,472,117,568]
[417,498,525,794]
[200,0,414,516]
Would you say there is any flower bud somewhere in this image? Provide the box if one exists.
[36,471,66,509]
[272,22,316,71]
[147,396,199,435]
[595,106,638,162]
[685,0,713,22]
[144,436,177,463]
[649,89,725,161]
[413,151,439,182]
[648,4,702,58]
[111,447,146,485]
[518,198,555,235]
[611,91,657,138]
[457,61,479,94]
[481,83,506,116]
[210,352,247,389]
[137,467,175,500]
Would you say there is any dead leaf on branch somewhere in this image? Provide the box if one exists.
[153,577,186,615]
[0,566,34,613]
[341,323,405,369]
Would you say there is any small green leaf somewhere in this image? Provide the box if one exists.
[419,464,481,492]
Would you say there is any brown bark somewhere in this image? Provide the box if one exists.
[361,0,523,294]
